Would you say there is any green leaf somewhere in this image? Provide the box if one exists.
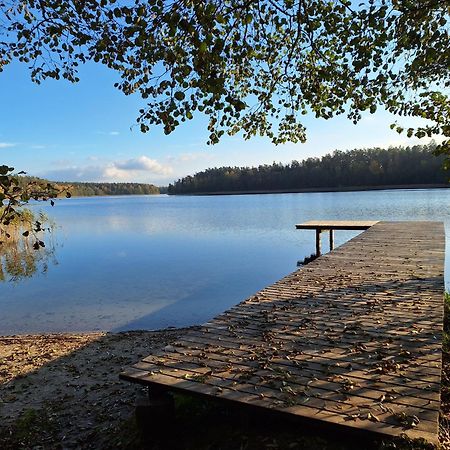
[174,91,185,101]
[1,0,448,151]
[0,165,10,175]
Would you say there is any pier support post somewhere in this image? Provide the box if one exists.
[329,230,334,251]
[135,386,175,443]
[315,229,322,256]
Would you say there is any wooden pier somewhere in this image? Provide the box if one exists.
[296,220,379,255]
[120,221,445,444]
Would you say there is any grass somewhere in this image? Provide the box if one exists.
[440,292,450,448]
[443,293,450,352]
[2,408,58,450]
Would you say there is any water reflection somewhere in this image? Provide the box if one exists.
[0,189,448,334]
[0,224,57,282]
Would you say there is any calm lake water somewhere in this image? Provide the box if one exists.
[0,189,449,335]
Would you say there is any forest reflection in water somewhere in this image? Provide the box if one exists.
[0,213,57,282]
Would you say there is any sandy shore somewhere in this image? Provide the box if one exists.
[1,329,450,449]
[0,329,190,449]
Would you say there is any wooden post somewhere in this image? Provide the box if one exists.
[135,386,175,442]
[315,229,322,256]
[329,229,334,251]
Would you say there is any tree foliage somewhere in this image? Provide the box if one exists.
[0,165,69,247]
[0,0,448,155]
[168,143,448,193]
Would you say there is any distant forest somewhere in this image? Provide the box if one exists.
[17,178,160,196]
[63,182,159,196]
[168,144,448,194]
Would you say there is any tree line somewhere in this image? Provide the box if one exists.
[63,182,159,196]
[168,144,448,195]
[16,178,160,196]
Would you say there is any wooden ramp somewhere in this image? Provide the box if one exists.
[120,221,445,444]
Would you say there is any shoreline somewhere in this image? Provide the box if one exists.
[0,328,191,448]
[1,327,450,448]
[0,326,182,338]
[0,328,191,386]
[170,183,450,196]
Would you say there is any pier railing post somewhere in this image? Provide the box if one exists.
[316,229,322,256]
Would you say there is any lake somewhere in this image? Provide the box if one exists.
[0,189,448,335]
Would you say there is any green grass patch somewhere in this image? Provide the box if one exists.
[0,408,58,450]
[443,292,450,352]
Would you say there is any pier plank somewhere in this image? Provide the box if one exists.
[295,220,379,230]
[120,221,445,444]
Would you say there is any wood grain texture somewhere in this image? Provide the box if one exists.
[120,221,445,444]
[295,220,379,230]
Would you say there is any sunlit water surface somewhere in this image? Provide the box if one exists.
[1,189,448,334]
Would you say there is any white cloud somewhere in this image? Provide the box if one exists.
[370,135,445,150]
[179,152,215,163]
[96,130,120,136]
[52,159,73,167]
[39,155,173,183]
[113,156,173,176]
[360,115,376,123]
[31,145,46,149]
[0,142,16,148]
[166,152,215,163]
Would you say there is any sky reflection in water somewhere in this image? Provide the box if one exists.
[0,189,448,334]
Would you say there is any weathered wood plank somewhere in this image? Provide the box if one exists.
[120,221,445,445]
[130,359,438,428]
[295,220,379,230]
[141,350,441,410]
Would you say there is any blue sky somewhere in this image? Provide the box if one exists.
[0,60,438,186]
